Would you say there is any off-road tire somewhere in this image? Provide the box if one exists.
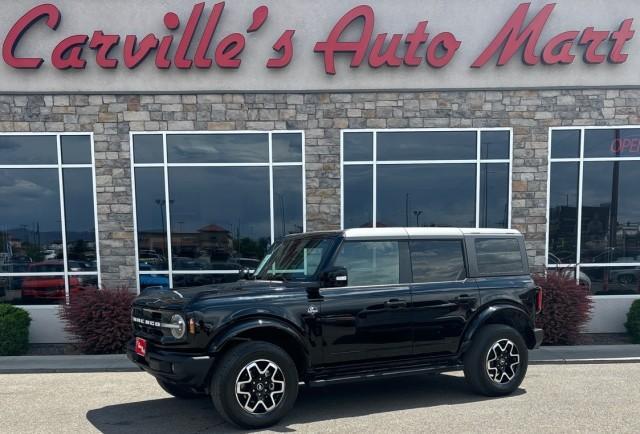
[463,324,528,396]
[210,341,299,429]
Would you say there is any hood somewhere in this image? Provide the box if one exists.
[132,279,296,310]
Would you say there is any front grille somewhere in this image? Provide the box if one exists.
[132,307,170,339]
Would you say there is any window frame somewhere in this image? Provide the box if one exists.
[130,130,306,294]
[546,125,640,296]
[0,132,101,304]
[340,128,513,230]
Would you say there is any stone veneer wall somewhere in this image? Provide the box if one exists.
[1,89,637,288]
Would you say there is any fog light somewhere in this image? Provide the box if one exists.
[170,314,186,339]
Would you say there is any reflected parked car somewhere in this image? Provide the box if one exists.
[21,261,88,302]
[547,254,592,290]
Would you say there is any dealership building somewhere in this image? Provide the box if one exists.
[1,0,640,343]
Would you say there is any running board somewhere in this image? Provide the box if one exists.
[308,364,463,387]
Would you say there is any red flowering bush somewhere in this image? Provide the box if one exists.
[60,288,135,354]
[534,271,593,345]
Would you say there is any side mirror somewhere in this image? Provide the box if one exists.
[323,266,348,288]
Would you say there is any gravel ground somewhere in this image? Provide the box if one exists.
[1,364,639,433]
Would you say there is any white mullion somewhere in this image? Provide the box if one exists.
[372,132,377,228]
[575,128,586,280]
[475,131,481,228]
[168,270,241,275]
[340,130,344,229]
[90,133,101,289]
[0,273,66,277]
[0,165,59,169]
[508,129,513,228]
[166,162,271,168]
[376,159,478,165]
[56,135,70,301]
[162,133,174,288]
[130,132,141,294]
[301,130,307,233]
[269,132,275,243]
[545,129,553,267]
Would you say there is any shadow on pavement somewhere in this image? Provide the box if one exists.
[86,373,525,433]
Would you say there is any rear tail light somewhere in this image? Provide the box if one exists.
[535,287,543,313]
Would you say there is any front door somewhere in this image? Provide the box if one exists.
[408,238,479,356]
[317,240,413,364]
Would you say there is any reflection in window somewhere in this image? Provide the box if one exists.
[377,131,476,161]
[581,267,640,295]
[480,163,509,229]
[342,129,511,231]
[343,165,373,228]
[551,130,580,159]
[334,241,400,287]
[167,133,269,163]
[134,168,168,271]
[584,128,640,158]
[581,161,640,264]
[0,134,99,306]
[132,131,305,290]
[377,164,476,227]
[548,162,579,264]
[273,166,304,240]
[169,167,271,270]
[410,240,466,283]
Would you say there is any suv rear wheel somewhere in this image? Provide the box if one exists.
[156,379,203,399]
[210,341,299,429]
[463,324,528,396]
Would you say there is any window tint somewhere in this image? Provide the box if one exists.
[551,130,580,159]
[167,134,269,163]
[343,132,373,161]
[333,241,399,287]
[0,135,58,165]
[548,162,579,264]
[410,240,466,283]
[61,135,92,165]
[377,131,476,161]
[343,165,373,228]
[272,133,303,163]
[133,135,164,164]
[479,163,509,228]
[481,131,510,159]
[475,238,524,274]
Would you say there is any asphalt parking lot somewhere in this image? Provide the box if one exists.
[1,363,639,433]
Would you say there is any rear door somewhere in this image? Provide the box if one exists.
[409,238,479,356]
[318,239,413,364]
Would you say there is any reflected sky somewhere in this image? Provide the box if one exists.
[167,134,269,163]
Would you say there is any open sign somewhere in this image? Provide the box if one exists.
[610,136,640,154]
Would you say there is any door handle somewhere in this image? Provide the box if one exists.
[455,294,477,303]
[384,299,407,308]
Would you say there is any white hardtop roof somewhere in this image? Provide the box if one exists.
[342,227,521,239]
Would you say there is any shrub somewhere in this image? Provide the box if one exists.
[625,299,640,344]
[60,288,135,354]
[533,271,593,345]
[0,304,31,356]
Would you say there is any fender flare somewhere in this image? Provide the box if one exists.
[459,304,535,354]
[208,317,307,355]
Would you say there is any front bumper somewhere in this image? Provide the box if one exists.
[126,339,214,391]
[533,328,544,349]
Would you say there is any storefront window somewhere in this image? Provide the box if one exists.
[131,131,305,291]
[0,134,100,305]
[342,129,512,229]
[548,127,640,295]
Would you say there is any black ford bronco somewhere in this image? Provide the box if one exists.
[127,228,543,429]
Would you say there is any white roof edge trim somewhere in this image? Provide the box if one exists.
[342,227,522,239]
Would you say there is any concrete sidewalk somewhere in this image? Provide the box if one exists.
[0,345,639,374]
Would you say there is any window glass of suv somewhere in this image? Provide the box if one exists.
[410,240,466,283]
[333,241,399,287]
[475,238,524,274]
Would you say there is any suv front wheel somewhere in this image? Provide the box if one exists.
[210,341,299,429]
[463,324,528,396]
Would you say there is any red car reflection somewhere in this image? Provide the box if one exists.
[21,261,90,302]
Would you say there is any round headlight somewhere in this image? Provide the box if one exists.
[170,314,186,339]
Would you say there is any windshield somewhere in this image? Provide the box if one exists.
[254,236,336,281]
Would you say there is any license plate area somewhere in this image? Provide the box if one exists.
[135,337,147,357]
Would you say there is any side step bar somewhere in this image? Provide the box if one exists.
[308,364,463,387]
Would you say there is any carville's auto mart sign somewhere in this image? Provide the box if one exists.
[0,0,639,92]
